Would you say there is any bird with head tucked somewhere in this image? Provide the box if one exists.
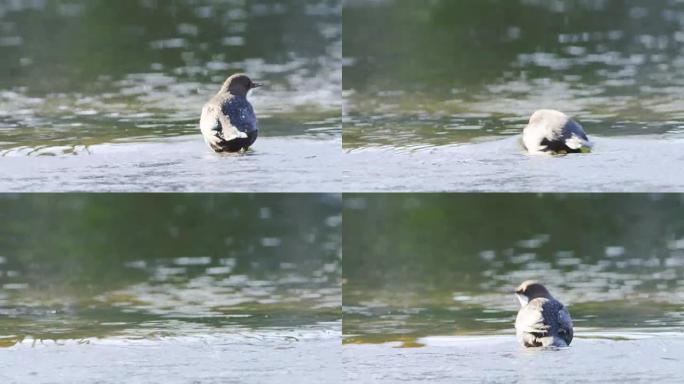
[522,110,593,155]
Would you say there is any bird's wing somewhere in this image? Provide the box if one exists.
[561,119,593,149]
[200,104,247,141]
[217,112,248,141]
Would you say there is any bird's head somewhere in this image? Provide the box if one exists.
[515,280,553,306]
[222,73,263,97]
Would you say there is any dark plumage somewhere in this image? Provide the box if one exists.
[514,280,573,347]
[199,73,262,153]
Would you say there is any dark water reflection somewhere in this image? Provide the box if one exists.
[0,194,341,346]
[0,0,341,152]
[343,194,684,343]
[344,0,684,148]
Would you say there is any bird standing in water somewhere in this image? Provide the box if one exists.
[200,73,262,153]
[522,109,593,154]
[514,280,574,347]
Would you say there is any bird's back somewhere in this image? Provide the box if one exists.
[199,93,253,150]
[221,95,258,134]
[516,297,573,347]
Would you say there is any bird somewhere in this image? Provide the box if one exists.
[199,73,262,153]
[522,109,593,154]
[514,280,573,347]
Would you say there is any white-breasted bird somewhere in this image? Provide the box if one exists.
[522,109,593,154]
[515,280,574,347]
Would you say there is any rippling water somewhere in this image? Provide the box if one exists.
[0,194,341,382]
[343,194,684,382]
[0,0,341,191]
[1,328,341,384]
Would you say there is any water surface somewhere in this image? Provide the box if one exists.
[1,136,342,192]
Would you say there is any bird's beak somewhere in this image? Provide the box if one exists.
[251,82,264,89]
